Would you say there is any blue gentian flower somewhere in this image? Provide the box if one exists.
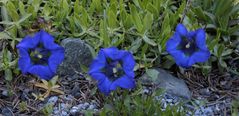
[88,47,136,95]
[166,24,210,68]
[17,30,64,80]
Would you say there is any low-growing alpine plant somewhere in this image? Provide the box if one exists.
[166,24,211,68]
[88,47,136,95]
[17,30,64,80]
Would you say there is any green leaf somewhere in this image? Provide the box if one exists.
[17,13,32,25]
[79,6,90,29]
[221,49,232,57]
[130,5,143,33]
[107,10,118,28]
[219,58,227,68]
[193,7,207,21]
[74,0,81,14]
[19,1,26,16]
[1,5,10,25]
[62,0,69,15]
[129,39,142,53]
[100,19,110,47]
[50,76,59,86]
[214,44,224,57]
[43,4,51,17]
[142,34,156,46]
[4,69,12,81]
[124,14,133,29]
[6,1,19,21]
[143,12,153,31]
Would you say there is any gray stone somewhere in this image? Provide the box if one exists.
[47,96,58,105]
[57,38,93,77]
[61,111,68,116]
[140,68,191,99]
[1,107,14,116]
[1,90,8,97]
[78,104,84,109]
[166,99,173,103]
[60,103,67,109]
[88,104,96,110]
[70,106,80,115]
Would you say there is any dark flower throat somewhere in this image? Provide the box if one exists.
[177,37,199,56]
[102,58,124,81]
[29,44,51,65]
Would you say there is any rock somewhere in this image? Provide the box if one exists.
[142,88,150,94]
[199,88,211,96]
[57,38,93,77]
[70,106,80,116]
[47,96,58,105]
[62,95,74,101]
[1,107,14,116]
[61,111,68,116]
[1,90,8,97]
[166,99,173,103]
[88,104,96,110]
[140,68,191,99]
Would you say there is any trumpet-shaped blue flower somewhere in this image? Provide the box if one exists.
[88,47,136,95]
[166,24,210,68]
[17,30,64,80]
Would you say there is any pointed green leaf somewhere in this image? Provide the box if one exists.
[6,1,19,21]
[142,35,156,46]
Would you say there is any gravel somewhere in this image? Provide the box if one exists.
[143,86,232,115]
[43,95,99,116]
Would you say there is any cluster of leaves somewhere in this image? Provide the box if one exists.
[100,88,185,116]
[0,0,186,77]
[0,0,239,114]
[189,0,239,73]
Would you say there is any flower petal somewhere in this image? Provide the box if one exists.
[88,50,106,74]
[166,32,181,51]
[195,29,208,50]
[16,33,40,49]
[176,24,188,37]
[90,72,107,82]
[111,75,135,90]
[98,78,112,95]
[18,48,32,74]
[169,50,191,68]
[48,48,65,73]
[188,50,210,66]
[39,30,61,50]
[28,65,54,80]
[121,52,135,77]
[102,47,125,60]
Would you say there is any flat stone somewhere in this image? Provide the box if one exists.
[1,107,14,116]
[140,68,191,99]
[57,38,93,77]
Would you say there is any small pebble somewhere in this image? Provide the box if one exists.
[70,106,80,115]
[1,90,8,97]
[88,104,95,110]
[143,89,150,94]
[172,98,178,103]
[166,99,173,103]
[84,102,90,106]
[47,96,58,105]
[60,103,67,109]
[61,111,68,116]
[63,95,74,101]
